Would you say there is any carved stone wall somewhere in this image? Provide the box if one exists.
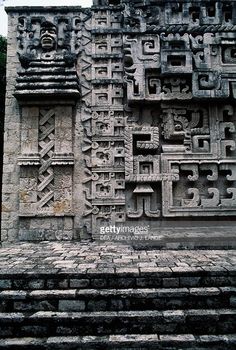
[2,1,236,241]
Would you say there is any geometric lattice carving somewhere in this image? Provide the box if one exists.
[18,104,74,219]
[163,160,236,217]
[37,108,55,211]
[85,1,236,231]
[124,102,236,219]
[7,1,236,242]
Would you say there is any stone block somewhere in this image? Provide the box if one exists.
[87,300,107,311]
[136,278,162,288]
[179,277,201,287]
[28,280,45,289]
[58,300,86,311]
[0,280,12,289]
[70,279,90,288]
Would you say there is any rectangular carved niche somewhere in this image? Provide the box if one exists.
[18,105,74,217]
[163,160,236,217]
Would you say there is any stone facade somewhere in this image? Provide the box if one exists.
[2,0,236,241]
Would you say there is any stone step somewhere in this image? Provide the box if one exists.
[0,268,235,290]
[0,309,235,337]
[0,287,235,312]
[0,334,236,350]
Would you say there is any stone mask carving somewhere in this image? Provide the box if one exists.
[40,21,57,51]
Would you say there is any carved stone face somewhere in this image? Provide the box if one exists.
[40,23,57,51]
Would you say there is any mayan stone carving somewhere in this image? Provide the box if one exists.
[2,1,236,241]
[15,14,80,97]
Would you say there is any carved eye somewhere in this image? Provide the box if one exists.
[174,122,183,131]
[41,29,56,35]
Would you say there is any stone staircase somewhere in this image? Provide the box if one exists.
[0,267,236,349]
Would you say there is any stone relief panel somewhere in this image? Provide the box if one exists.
[122,1,236,104]
[4,1,236,241]
[161,104,210,154]
[122,1,236,32]
[163,160,236,217]
[120,0,236,225]
[37,108,55,212]
[81,4,125,234]
[11,9,90,240]
[15,13,84,97]
[18,106,74,217]
[124,31,236,102]
[124,101,236,221]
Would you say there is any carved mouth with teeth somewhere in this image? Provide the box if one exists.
[42,37,53,44]
[41,36,55,50]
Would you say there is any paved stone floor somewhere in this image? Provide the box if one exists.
[0,242,235,274]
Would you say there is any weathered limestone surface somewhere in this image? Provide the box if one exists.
[0,243,235,348]
[2,0,236,241]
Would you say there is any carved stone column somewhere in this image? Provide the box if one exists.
[3,8,82,241]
